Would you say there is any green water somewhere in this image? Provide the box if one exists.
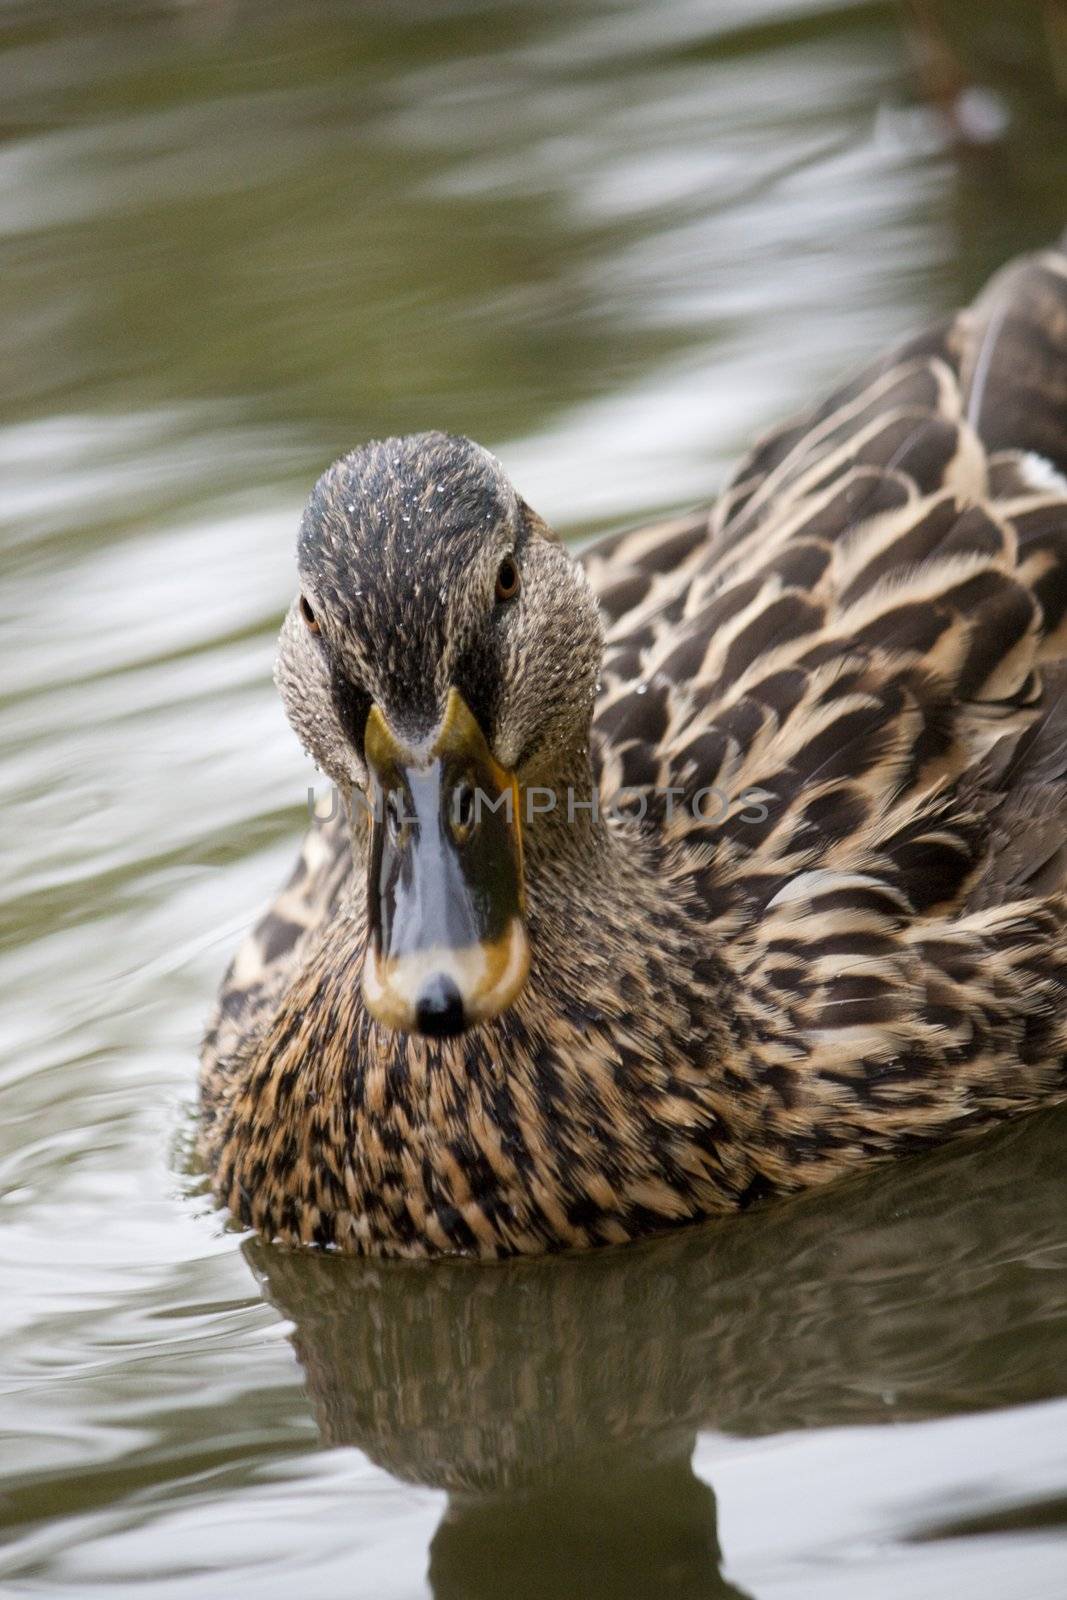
[3,3,1067,1595]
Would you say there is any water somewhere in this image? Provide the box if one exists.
[2,2,1066,1594]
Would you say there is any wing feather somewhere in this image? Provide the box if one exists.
[589,246,1067,1110]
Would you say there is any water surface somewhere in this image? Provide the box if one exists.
[3,2,1067,1595]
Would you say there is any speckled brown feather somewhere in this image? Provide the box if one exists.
[201,246,1067,1257]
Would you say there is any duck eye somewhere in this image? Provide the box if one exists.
[299,595,320,634]
[495,556,520,603]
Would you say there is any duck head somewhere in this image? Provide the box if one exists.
[275,432,603,1038]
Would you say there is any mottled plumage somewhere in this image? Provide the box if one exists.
[201,244,1067,1257]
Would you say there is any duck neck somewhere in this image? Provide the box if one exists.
[516,739,720,1042]
[518,742,612,870]
[517,736,653,914]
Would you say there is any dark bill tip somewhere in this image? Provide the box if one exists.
[413,973,467,1037]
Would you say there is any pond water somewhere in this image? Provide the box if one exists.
[3,2,1067,1595]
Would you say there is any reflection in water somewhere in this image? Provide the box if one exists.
[250,1107,1067,1599]
[429,1456,744,1600]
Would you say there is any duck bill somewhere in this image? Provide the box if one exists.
[361,688,529,1037]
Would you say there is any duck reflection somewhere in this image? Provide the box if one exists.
[246,1107,1067,1600]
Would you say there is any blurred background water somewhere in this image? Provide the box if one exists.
[2,2,1067,1596]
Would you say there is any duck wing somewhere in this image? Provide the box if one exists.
[593,243,1067,872]
[588,244,1067,1138]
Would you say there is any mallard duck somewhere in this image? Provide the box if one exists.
[201,243,1067,1258]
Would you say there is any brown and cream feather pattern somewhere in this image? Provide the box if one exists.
[201,245,1067,1257]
